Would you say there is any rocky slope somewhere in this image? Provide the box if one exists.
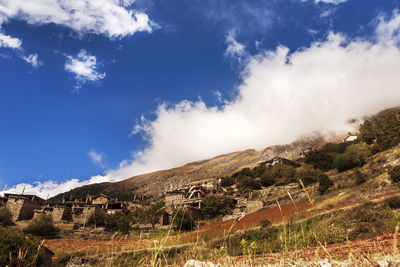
[51,135,326,201]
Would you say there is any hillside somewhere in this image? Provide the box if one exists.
[51,135,326,201]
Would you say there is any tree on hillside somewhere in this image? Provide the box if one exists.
[359,119,375,144]
[172,208,192,231]
[105,212,131,234]
[318,174,334,194]
[87,209,107,227]
[389,166,400,183]
[333,143,371,172]
[201,195,236,219]
[139,200,165,228]
[295,165,321,187]
[374,113,400,152]
[305,150,334,170]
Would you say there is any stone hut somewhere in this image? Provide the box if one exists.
[90,194,111,205]
[5,193,44,221]
[33,205,53,219]
[71,205,97,225]
[104,202,126,214]
[51,205,72,222]
[165,190,185,213]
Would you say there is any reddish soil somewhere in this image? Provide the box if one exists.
[44,190,400,257]
[200,202,312,232]
[43,238,153,255]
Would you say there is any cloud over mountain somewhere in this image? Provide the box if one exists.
[3,12,400,198]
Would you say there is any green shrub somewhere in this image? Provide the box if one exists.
[358,113,400,153]
[260,219,272,228]
[270,164,296,186]
[237,175,261,193]
[295,165,320,186]
[359,119,375,144]
[105,212,131,234]
[305,150,334,170]
[172,208,193,232]
[0,207,13,227]
[374,113,400,152]
[389,166,400,183]
[318,174,334,194]
[0,227,46,266]
[25,214,58,236]
[201,195,236,219]
[354,169,367,185]
[260,172,275,187]
[220,176,235,187]
[87,209,106,227]
[138,200,165,228]
[386,196,400,209]
[333,143,371,172]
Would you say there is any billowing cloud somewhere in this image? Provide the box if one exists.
[64,49,105,89]
[107,12,400,179]
[0,32,21,48]
[0,0,153,39]
[22,53,42,67]
[3,12,400,199]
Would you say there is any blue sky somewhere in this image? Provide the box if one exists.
[1,0,400,197]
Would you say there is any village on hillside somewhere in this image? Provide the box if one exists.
[0,154,317,231]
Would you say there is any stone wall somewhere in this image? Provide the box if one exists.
[6,198,25,221]
[165,193,184,213]
[92,196,109,205]
[245,200,264,213]
[19,200,43,221]
[52,206,71,222]
[72,206,97,225]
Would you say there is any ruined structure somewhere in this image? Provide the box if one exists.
[165,178,220,214]
[5,193,45,221]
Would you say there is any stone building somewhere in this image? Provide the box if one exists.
[5,193,45,221]
[71,205,98,225]
[165,190,185,213]
[165,178,221,214]
[87,194,111,205]
[104,202,126,214]
[51,205,72,222]
[33,205,53,219]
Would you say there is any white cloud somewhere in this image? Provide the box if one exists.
[106,12,400,179]
[64,49,105,88]
[314,0,348,4]
[0,32,21,48]
[0,175,118,199]
[0,0,153,39]
[0,0,153,70]
[376,11,400,44]
[224,31,246,60]
[88,149,105,168]
[3,12,400,199]
[22,53,42,67]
